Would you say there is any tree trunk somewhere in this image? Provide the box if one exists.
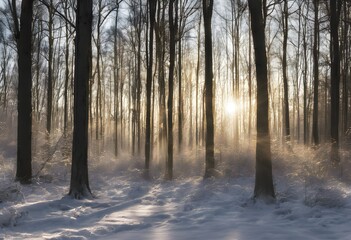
[195,13,201,146]
[113,7,119,156]
[34,19,43,123]
[342,2,349,136]
[69,0,93,199]
[330,0,341,163]
[295,3,302,142]
[248,12,252,137]
[203,0,215,178]
[282,0,290,142]
[16,0,34,184]
[166,0,177,180]
[145,0,157,178]
[46,0,54,135]
[178,10,183,151]
[302,3,309,145]
[95,0,103,140]
[248,0,275,200]
[63,0,70,135]
[155,0,167,157]
[312,0,319,145]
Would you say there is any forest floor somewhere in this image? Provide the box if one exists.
[1,129,351,239]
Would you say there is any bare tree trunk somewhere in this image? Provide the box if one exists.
[155,0,167,157]
[303,3,309,145]
[69,0,93,199]
[46,0,54,134]
[282,0,290,142]
[178,0,183,150]
[248,12,252,137]
[166,0,177,180]
[248,0,275,200]
[34,18,43,123]
[63,0,70,135]
[15,0,34,183]
[113,7,119,156]
[178,34,183,151]
[295,3,302,142]
[203,0,215,178]
[330,0,342,163]
[136,0,142,155]
[145,0,157,178]
[341,2,349,136]
[95,0,103,140]
[195,13,201,146]
[119,41,124,150]
[312,0,319,145]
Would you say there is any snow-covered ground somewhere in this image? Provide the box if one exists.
[1,129,351,239]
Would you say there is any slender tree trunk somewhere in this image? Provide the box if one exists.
[95,0,103,140]
[312,0,320,145]
[166,0,177,180]
[342,2,349,135]
[46,0,54,134]
[248,12,252,137]
[303,3,309,145]
[15,0,34,183]
[203,0,215,178]
[178,9,183,151]
[282,0,290,142]
[155,0,167,157]
[330,0,341,163]
[114,8,119,156]
[145,0,157,178]
[63,0,70,135]
[69,0,93,199]
[35,19,43,123]
[195,13,201,146]
[119,41,124,150]
[136,1,142,155]
[248,0,275,200]
[295,3,302,142]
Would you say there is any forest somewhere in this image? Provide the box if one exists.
[1,0,351,239]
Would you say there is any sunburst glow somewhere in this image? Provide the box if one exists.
[225,99,239,116]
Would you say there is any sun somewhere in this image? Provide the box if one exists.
[225,99,238,116]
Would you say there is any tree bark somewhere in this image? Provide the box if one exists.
[113,5,120,156]
[166,0,177,180]
[203,0,215,178]
[69,0,93,199]
[145,0,157,178]
[312,0,319,145]
[16,0,34,183]
[282,0,290,142]
[46,0,54,135]
[63,0,70,135]
[330,0,342,163]
[195,13,201,146]
[155,0,167,157]
[248,0,275,199]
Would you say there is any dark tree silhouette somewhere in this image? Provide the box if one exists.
[330,0,342,163]
[15,0,34,183]
[282,0,290,142]
[312,0,319,145]
[248,0,275,199]
[166,0,177,180]
[69,0,93,199]
[145,0,157,179]
[203,0,215,178]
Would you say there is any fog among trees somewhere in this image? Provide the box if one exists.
[1,0,351,238]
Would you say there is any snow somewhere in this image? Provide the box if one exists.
[1,131,351,239]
